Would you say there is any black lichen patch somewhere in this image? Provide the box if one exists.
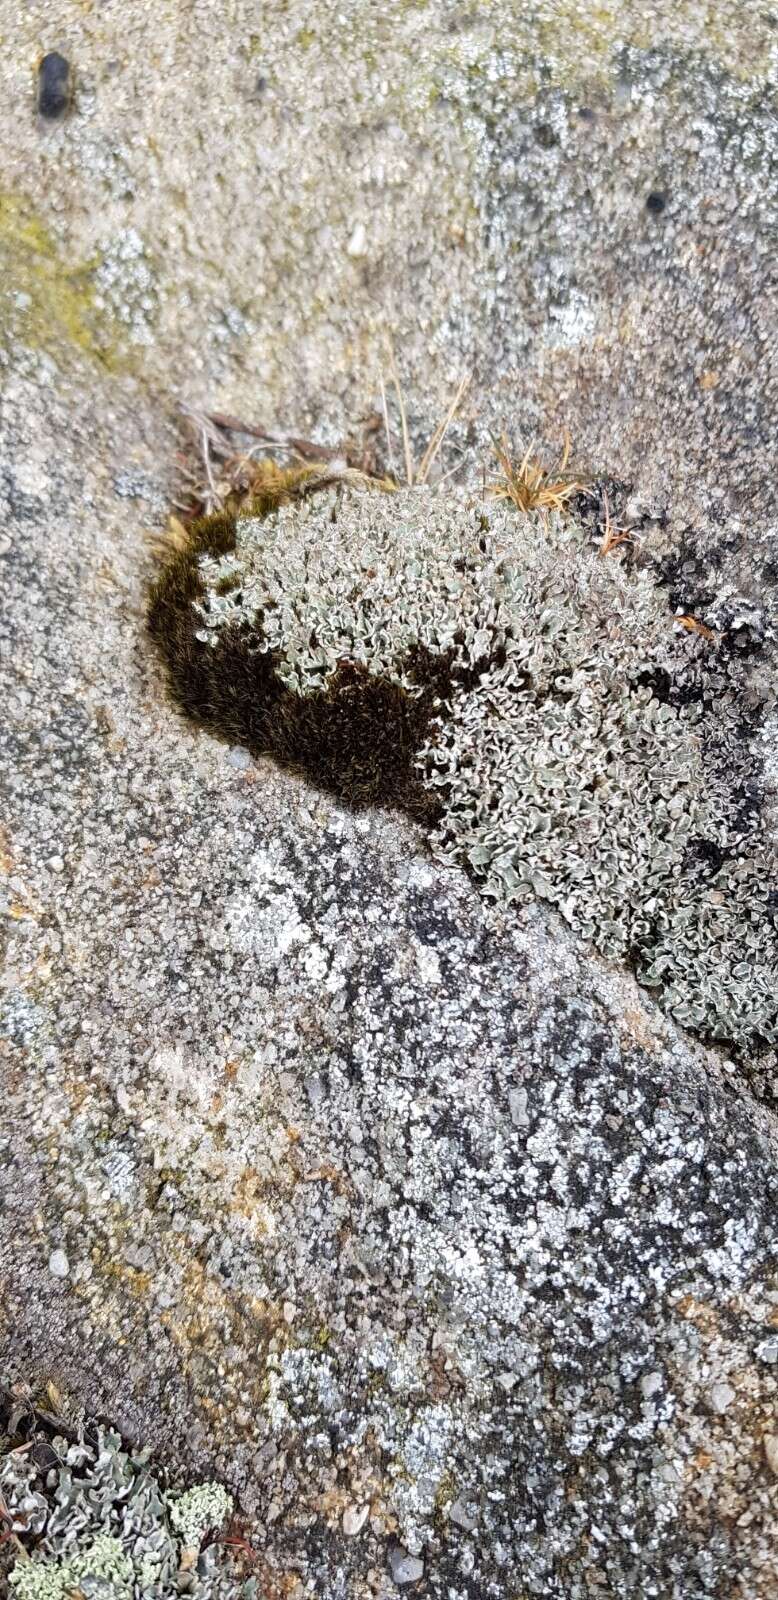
[659,534,722,618]
[148,473,446,822]
[682,836,729,878]
[37,52,72,120]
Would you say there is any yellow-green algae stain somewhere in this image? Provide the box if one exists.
[0,192,121,369]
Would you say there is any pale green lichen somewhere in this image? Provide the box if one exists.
[9,1535,133,1600]
[168,1484,235,1548]
[1,1430,244,1600]
[188,484,777,1046]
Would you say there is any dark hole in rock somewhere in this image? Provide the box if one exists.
[534,122,559,149]
[646,189,668,214]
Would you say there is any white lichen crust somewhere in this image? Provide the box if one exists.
[194,486,777,1044]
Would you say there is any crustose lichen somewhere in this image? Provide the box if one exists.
[148,467,777,1048]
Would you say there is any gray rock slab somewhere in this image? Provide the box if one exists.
[1,4,778,1598]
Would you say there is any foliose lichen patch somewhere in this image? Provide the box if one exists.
[149,474,776,1047]
[0,1428,241,1600]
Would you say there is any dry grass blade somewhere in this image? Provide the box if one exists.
[207,411,345,464]
[385,336,414,487]
[416,373,471,486]
[201,423,218,507]
[487,432,585,514]
[177,404,235,517]
[378,372,396,480]
[379,347,471,487]
[598,489,632,556]
[173,404,394,526]
[674,612,718,642]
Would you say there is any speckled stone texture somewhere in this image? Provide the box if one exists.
[1,3,778,1597]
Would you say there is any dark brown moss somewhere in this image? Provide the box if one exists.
[148,476,448,821]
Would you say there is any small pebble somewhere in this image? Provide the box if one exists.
[448,1495,478,1531]
[305,1074,324,1108]
[346,222,367,258]
[388,1545,424,1586]
[756,1337,778,1364]
[640,1371,663,1400]
[226,745,251,770]
[48,1249,69,1278]
[764,1434,778,1476]
[709,1381,735,1414]
[342,1503,370,1536]
[509,1087,529,1128]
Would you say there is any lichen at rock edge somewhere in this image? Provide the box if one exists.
[148,473,777,1047]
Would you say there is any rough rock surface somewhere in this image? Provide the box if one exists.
[1,3,778,1597]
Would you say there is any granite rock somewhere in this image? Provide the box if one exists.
[1,3,778,1597]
